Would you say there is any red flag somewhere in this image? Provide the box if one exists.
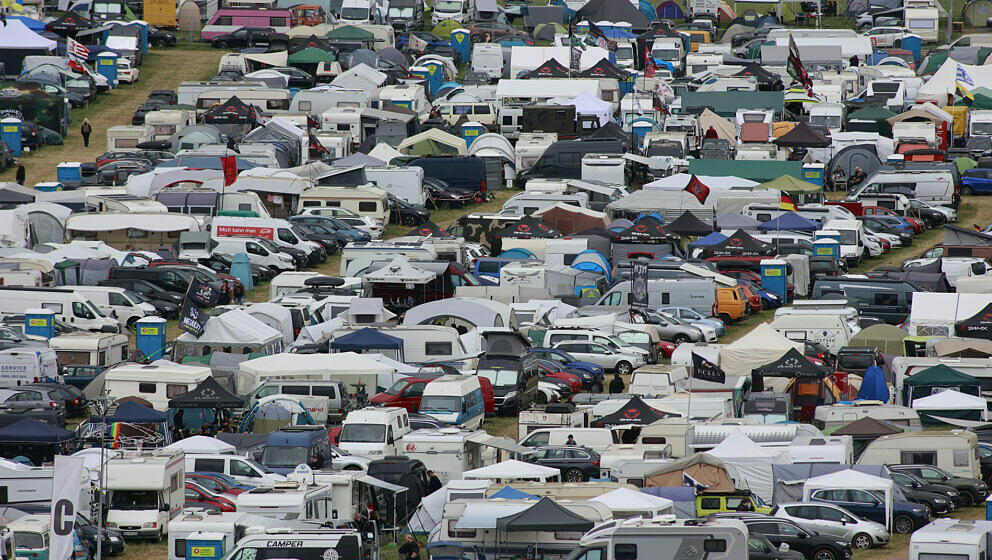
[221,155,237,186]
[643,45,658,79]
[684,175,710,204]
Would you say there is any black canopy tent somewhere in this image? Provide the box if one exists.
[579,58,629,80]
[591,395,673,428]
[700,229,775,259]
[773,122,831,148]
[0,417,75,465]
[612,219,675,244]
[169,376,247,408]
[405,220,454,238]
[491,216,561,254]
[751,348,829,419]
[957,302,992,340]
[733,63,784,91]
[525,58,569,78]
[496,497,594,531]
[665,210,714,236]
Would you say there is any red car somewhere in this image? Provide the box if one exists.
[186,473,249,496]
[534,360,582,392]
[371,377,435,413]
[736,282,762,312]
[185,481,235,512]
[657,340,676,358]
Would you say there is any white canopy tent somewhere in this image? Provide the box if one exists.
[463,459,560,482]
[363,257,435,284]
[912,389,988,421]
[707,429,787,503]
[719,323,803,377]
[567,91,613,125]
[908,292,992,336]
[803,469,894,531]
[163,435,236,455]
[589,487,675,518]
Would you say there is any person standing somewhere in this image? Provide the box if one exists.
[14,162,24,186]
[80,118,92,147]
[426,470,442,495]
[233,278,246,304]
[218,280,231,305]
[609,372,625,394]
[398,535,420,560]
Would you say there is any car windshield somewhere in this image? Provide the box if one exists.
[14,533,43,549]
[389,6,413,16]
[110,489,159,510]
[434,0,462,11]
[420,396,461,412]
[261,445,309,468]
[974,122,992,136]
[384,379,408,395]
[341,6,368,18]
[339,423,386,443]
[477,368,520,387]
[837,230,858,245]
[125,289,151,303]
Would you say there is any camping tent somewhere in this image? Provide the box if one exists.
[707,429,787,502]
[803,469,894,531]
[589,487,674,518]
[912,389,988,426]
[848,324,908,355]
[592,395,674,428]
[463,459,560,481]
[644,453,735,493]
[719,323,803,377]
[168,376,247,409]
[832,416,905,456]
[533,203,608,234]
[162,435,236,455]
[496,497,594,531]
[397,128,467,156]
[903,364,981,406]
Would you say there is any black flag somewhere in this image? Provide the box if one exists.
[692,352,726,384]
[178,302,208,337]
[187,277,219,308]
[226,136,240,154]
[631,262,649,308]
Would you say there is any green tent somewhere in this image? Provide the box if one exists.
[432,19,460,37]
[288,47,337,65]
[903,364,981,406]
[326,25,375,42]
[848,324,909,355]
[969,87,992,110]
[687,160,802,183]
[847,106,896,137]
[957,157,978,174]
[756,175,822,195]
[921,50,948,75]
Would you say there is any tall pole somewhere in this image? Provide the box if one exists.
[94,396,111,560]
[947,0,953,45]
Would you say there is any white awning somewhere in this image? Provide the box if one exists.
[243,51,289,67]
[357,474,407,493]
[466,433,530,454]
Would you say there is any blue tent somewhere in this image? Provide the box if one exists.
[499,248,538,259]
[638,0,659,21]
[94,401,168,423]
[0,418,75,442]
[640,486,696,518]
[688,231,727,247]
[572,249,612,282]
[9,16,46,30]
[757,212,820,232]
[857,366,890,403]
[489,485,538,500]
[331,327,403,352]
[655,0,685,18]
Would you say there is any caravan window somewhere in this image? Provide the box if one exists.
[139,382,156,393]
[425,342,452,355]
[901,450,937,465]
[167,384,188,398]
[614,544,637,560]
[194,458,225,473]
[359,201,377,212]
[954,449,970,467]
[174,539,187,558]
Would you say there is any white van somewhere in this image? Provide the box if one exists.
[0,287,119,332]
[338,406,411,457]
[518,427,619,454]
[298,184,390,226]
[472,43,504,79]
[209,216,322,263]
[431,0,471,25]
[185,453,285,486]
[213,237,297,272]
[419,375,485,430]
[850,169,956,206]
[104,363,211,410]
[628,365,689,397]
[105,450,184,541]
[857,430,981,479]
[70,286,158,330]
[818,222,866,266]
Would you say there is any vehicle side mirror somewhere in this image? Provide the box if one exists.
[160,503,170,512]
[779,544,790,552]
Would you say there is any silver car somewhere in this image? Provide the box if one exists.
[552,340,646,375]
[770,502,890,550]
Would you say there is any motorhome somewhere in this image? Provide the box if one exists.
[166,510,290,560]
[144,110,196,142]
[235,479,334,521]
[419,375,485,429]
[321,107,364,144]
[104,363,211,410]
[66,212,200,252]
[430,0,471,25]
[49,331,129,370]
[298,184,390,225]
[849,169,956,206]
[400,427,494,483]
[517,404,589,439]
[0,287,119,333]
[200,8,292,40]
[857,430,981,479]
[768,313,858,353]
[812,402,922,431]
[910,519,992,560]
[338,406,411,457]
[105,450,185,541]
[221,527,369,560]
[0,459,94,513]
[572,517,748,560]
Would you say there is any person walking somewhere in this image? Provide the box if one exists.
[609,372,625,394]
[426,470,442,495]
[80,118,92,148]
[218,280,231,305]
[233,278,245,304]
[398,535,420,560]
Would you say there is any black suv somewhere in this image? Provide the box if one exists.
[714,514,853,560]
[889,469,962,513]
[211,26,289,49]
[889,464,989,507]
[523,445,600,481]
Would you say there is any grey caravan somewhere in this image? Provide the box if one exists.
[571,517,748,560]
[849,169,957,206]
[593,278,717,316]
[811,277,918,324]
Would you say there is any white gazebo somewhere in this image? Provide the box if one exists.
[803,469,894,531]
[463,459,560,482]
[589,487,675,518]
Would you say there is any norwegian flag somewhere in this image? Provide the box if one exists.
[67,37,90,61]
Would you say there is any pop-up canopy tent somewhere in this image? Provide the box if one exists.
[330,327,404,360]
[162,434,236,455]
[903,364,981,407]
[592,395,674,428]
[803,469,894,531]
[644,453,735,493]
[666,210,714,236]
[0,417,75,465]
[496,497,594,531]
[707,429,787,503]
[168,376,246,409]
[589,487,674,518]
[912,389,988,426]
[848,324,908,355]
[464,459,560,482]
[700,229,775,259]
[719,323,802,377]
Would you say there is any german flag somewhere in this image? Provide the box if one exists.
[780,193,798,211]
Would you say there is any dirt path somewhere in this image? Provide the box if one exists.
[1,46,223,184]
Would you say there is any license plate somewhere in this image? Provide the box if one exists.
[122,532,138,537]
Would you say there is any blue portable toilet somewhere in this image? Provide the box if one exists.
[409,66,440,97]
[230,253,254,291]
[420,61,444,95]
[24,309,54,339]
[987,495,992,520]
[135,317,167,361]
[34,182,63,192]
[761,258,788,303]
[462,121,485,147]
[629,118,658,147]
[96,52,119,88]
[186,532,226,560]
[1,118,21,156]
[57,162,82,186]
[451,29,471,65]
[901,35,922,64]
[813,239,840,259]
[128,21,149,55]
[802,163,825,190]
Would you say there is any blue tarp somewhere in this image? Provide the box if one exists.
[757,212,821,232]
[640,486,696,518]
[489,486,539,500]
[9,16,46,30]
[330,327,403,351]
[688,232,727,247]
[858,365,891,403]
[94,401,168,423]
[0,418,75,442]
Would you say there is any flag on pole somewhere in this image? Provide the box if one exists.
[684,175,710,204]
[691,352,726,384]
[50,456,85,560]
[1,0,23,13]
[67,37,89,60]
[221,155,237,187]
[585,20,616,50]
[683,471,709,492]
[643,45,659,79]
[957,65,975,87]
[187,277,219,308]
[787,33,813,97]
[408,32,428,53]
[779,193,798,211]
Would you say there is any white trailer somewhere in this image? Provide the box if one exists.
[911,519,992,560]
[400,428,493,483]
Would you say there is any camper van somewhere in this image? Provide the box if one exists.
[105,450,185,541]
[104,363,211,410]
[910,519,992,560]
[49,331,129,371]
[0,287,119,333]
[594,279,717,318]
[519,427,619,454]
[298,185,390,226]
[573,517,747,560]
[200,8,293,40]
[419,375,485,429]
[221,527,367,560]
[857,431,981,479]
[70,286,158,330]
[849,169,957,207]
[768,313,858,353]
[338,406,411,457]
[812,402,921,430]
[400,428,491,483]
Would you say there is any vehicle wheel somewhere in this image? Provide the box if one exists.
[813,549,836,560]
[672,335,690,345]
[564,468,585,482]
[126,316,138,331]
[402,216,419,226]
[893,514,915,534]
[965,185,973,196]
[214,40,228,48]
[923,502,934,518]
[344,464,362,470]
[155,530,164,543]
[852,533,873,550]
[616,361,632,376]
[719,313,731,324]
[963,491,977,507]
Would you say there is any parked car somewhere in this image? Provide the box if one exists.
[147,25,177,47]
[723,515,854,560]
[528,348,604,387]
[184,481,236,512]
[770,502,890,550]
[748,533,806,560]
[552,340,645,375]
[0,387,65,417]
[211,26,288,49]
[466,20,529,41]
[387,196,430,226]
[522,445,600,481]
[889,464,989,507]
[185,472,252,496]
[75,513,125,556]
[533,359,583,392]
[808,487,930,534]
[658,306,726,336]
[269,66,315,89]
[24,382,87,417]
[889,469,960,513]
